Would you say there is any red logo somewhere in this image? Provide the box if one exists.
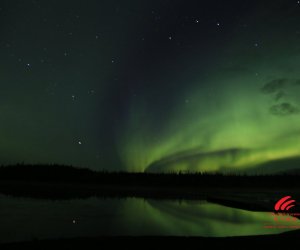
[274,196,296,211]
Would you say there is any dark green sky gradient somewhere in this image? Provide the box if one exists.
[1,0,300,171]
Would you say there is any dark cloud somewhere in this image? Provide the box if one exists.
[274,91,285,101]
[294,79,300,85]
[261,78,300,95]
[269,102,300,116]
[261,79,300,116]
[261,79,287,94]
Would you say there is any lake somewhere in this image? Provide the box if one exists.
[0,195,295,242]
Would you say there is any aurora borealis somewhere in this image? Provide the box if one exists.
[2,0,300,172]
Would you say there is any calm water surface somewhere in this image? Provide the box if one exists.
[0,195,294,242]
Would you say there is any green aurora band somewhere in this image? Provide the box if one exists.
[117,5,300,172]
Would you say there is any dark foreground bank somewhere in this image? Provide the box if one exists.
[1,231,300,249]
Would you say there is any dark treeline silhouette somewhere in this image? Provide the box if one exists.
[2,232,300,248]
[0,164,300,200]
[0,163,300,187]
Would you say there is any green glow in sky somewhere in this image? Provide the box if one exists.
[2,1,300,172]
[117,7,300,172]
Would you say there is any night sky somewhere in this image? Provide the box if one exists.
[1,0,300,172]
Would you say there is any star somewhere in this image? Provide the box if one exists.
[216,22,220,26]
[72,220,76,224]
[195,19,199,23]
[169,36,172,40]
[78,141,82,145]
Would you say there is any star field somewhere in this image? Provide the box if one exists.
[1,0,300,172]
